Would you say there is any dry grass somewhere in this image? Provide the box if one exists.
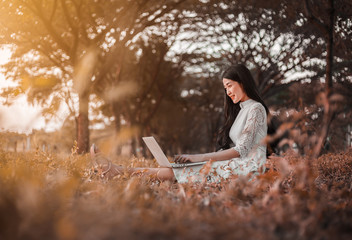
[0,149,352,240]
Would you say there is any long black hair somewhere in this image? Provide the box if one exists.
[216,64,269,151]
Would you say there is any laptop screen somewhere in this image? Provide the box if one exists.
[142,137,172,167]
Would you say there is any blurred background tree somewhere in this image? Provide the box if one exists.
[0,0,191,153]
[168,0,352,154]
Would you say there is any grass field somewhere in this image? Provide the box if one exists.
[0,149,351,240]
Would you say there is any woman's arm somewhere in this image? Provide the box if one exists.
[174,148,240,163]
[175,105,266,164]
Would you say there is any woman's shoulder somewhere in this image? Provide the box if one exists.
[247,101,267,119]
[247,101,267,125]
[249,100,266,111]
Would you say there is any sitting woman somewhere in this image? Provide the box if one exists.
[91,64,269,183]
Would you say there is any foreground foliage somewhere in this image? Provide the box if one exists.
[0,149,351,240]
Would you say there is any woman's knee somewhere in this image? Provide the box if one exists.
[157,168,175,181]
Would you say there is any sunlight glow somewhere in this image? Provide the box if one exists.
[0,47,51,133]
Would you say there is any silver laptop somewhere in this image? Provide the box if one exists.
[142,136,206,168]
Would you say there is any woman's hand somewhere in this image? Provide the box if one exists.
[174,154,191,164]
[174,148,239,164]
[174,154,203,164]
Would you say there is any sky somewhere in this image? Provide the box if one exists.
[0,47,105,134]
[0,47,50,134]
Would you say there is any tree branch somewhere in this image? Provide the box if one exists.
[49,0,58,22]
[27,0,71,54]
[303,0,329,35]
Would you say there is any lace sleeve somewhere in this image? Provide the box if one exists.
[233,104,266,158]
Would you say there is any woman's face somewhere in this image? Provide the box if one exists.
[222,78,249,104]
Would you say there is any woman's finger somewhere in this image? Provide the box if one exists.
[174,155,182,163]
[174,155,191,164]
[180,156,190,163]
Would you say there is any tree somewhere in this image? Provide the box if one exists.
[169,0,352,154]
[99,36,185,156]
[162,0,315,152]
[303,0,350,157]
[0,0,191,154]
[0,0,111,153]
[89,0,206,155]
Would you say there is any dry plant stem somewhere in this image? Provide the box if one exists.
[312,108,335,160]
[306,0,335,160]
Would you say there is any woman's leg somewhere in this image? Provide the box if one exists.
[90,144,176,181]
[106,163,176,181]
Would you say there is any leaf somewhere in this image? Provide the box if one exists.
[104,81,138,103]
[73,47,98,95]
[33,76,59,89]
[41,95,61,118]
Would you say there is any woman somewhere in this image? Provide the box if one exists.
[91,64,268,183]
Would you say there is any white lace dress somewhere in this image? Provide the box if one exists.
[172,99,268,183]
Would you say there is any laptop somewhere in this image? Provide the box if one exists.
[142,136,206,168]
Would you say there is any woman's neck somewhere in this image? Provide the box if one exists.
[240,95,250,102]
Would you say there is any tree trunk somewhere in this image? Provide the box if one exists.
[77,93,89,154]
[312,0,335,159]
[131,136,137,156]
[111,104,122,155]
